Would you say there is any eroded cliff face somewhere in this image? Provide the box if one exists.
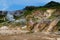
[24,9,60,32]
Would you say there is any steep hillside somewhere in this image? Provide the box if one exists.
[0,1,60,33]
[44,1,60,8]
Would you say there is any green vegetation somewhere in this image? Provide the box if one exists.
[57,21,60,27]
[24,10,32,17]
[44,1,60,9]
[0,15,6,23]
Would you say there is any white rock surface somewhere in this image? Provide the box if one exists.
[0,26,9,30]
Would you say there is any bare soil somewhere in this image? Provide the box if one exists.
[0,32,60,40]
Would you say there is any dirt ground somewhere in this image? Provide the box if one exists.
[0,32,60,40]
